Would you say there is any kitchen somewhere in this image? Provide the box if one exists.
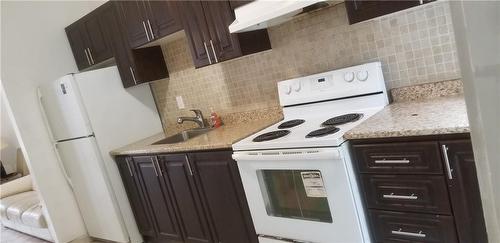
[0,1,499,243]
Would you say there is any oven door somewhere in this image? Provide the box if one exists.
[234,148,366,243]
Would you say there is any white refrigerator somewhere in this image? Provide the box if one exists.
[38,66,162,243]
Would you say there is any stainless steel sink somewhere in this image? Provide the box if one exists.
[152,128,213,145]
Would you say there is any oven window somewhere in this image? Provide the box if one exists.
[257,170,332,223]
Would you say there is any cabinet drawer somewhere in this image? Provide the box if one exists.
[352,141,443,174]
[361,175,451,214]
[369,210,458,243]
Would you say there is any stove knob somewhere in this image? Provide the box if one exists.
[292,81,301,92]
[281,84,292,95]
[356,71,369,81]
[344,72,355,82]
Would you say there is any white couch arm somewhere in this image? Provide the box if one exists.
[0,175,33,199]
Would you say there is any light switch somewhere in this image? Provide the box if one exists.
[176,96,185,109]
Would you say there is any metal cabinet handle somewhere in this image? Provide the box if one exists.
[383,193,418,200]
[147,19,154,39]
[210,40,218,63]
[125,158,134,177]
[184,155,193,176]
[142,21,150,41]
[374,159,410,164]
[87,48,95,65]
[391,228,426,238]
[203,42,212,64]
[419,0,424,4]
[154,157,163,176]
[84,48,91,66]
[150,157,158,176]
[129,67,137,85]
[442,145,453,179]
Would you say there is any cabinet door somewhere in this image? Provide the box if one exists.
[345,0,421,24]
[115,1,151,48]
[83,5,114,64]
[66,22,91,70]
[441,140,488,243]
[132,156,183,242]
[144,0,182,40]
[202,1,242,62]
[115,157,156,238]
[191,151,258,243]
[175,1,213,68]
[158,154,212,243]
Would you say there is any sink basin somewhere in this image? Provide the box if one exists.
[152,128,213,145]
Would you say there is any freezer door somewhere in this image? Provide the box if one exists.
[56,136,128,242]
[38,75,93,141]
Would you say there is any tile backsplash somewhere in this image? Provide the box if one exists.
[151,1,460,131]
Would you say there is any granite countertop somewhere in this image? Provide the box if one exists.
[110,117,281,156]
[345,95,469,139]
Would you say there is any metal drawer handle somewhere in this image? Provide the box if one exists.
[383,193,418,200]
[87,48,94,65]
[150,157,158,176]
[147,19,154,39]
[125,158,134,177]
[203,42,212,64]
[374,158,410,164]
[442,145,453,179]
[391,228,426,238]
[142,21,150,41]
[84,48,91,66]
[210,40,218,63]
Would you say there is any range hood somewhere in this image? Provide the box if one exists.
[229,0,337,33]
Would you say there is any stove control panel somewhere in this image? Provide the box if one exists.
[278,62,387,106]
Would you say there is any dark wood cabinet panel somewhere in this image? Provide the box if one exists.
[132,156,183,242]
[345,0,427,24]
[66,23,91,70]
[369,210,458,243]
[175,1,213,68]
[361,174,451,215]
[114,1,151,48]
[144,0,182,40]
[115,157,156,238]
[158,154,212,243]
[352,141,443,174]
[441,140,488,243]
[83,6,114,64]
[191,151,258,243]
[202,1,242,62]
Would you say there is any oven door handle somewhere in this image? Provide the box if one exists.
[232,148,342,161]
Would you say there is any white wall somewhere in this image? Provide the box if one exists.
[1,1,104,242]
[450,1,500,242]
[1,88,21,174]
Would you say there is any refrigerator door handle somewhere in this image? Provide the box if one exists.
[38,89,73,186]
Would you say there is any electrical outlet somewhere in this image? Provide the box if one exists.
[176,96,185,109]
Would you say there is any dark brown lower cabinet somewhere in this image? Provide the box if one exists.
[190,151,258,243]
[441,140,488,243]
[351,135,488,243]
[116,150,257,243]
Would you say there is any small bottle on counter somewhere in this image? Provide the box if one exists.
[209,108,222,128]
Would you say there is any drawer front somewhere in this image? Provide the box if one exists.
[361,175,451,214]
[352,141,443,174]
[369,210,458,243]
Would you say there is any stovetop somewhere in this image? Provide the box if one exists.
[232,107,382,151]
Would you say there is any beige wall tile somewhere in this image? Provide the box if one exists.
[151,1,460,131]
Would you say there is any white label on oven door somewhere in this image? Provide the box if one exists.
[301,171,327,197]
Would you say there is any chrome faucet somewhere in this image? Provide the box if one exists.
[177,109,208,128]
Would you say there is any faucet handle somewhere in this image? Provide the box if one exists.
[190,109,203,117]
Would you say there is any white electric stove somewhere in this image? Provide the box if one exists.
[232,62,388,243]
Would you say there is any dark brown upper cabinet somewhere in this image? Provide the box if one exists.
[345,0,435,24]
[66,1,170,88]
[114,0,182,48]
[66,3,114,70]
[174,1,271,68]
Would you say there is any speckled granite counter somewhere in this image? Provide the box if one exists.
[345,95,469,139]
[110,116,282,156]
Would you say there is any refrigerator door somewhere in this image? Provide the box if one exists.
[38,75,93,141]
[56,136,128,243]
